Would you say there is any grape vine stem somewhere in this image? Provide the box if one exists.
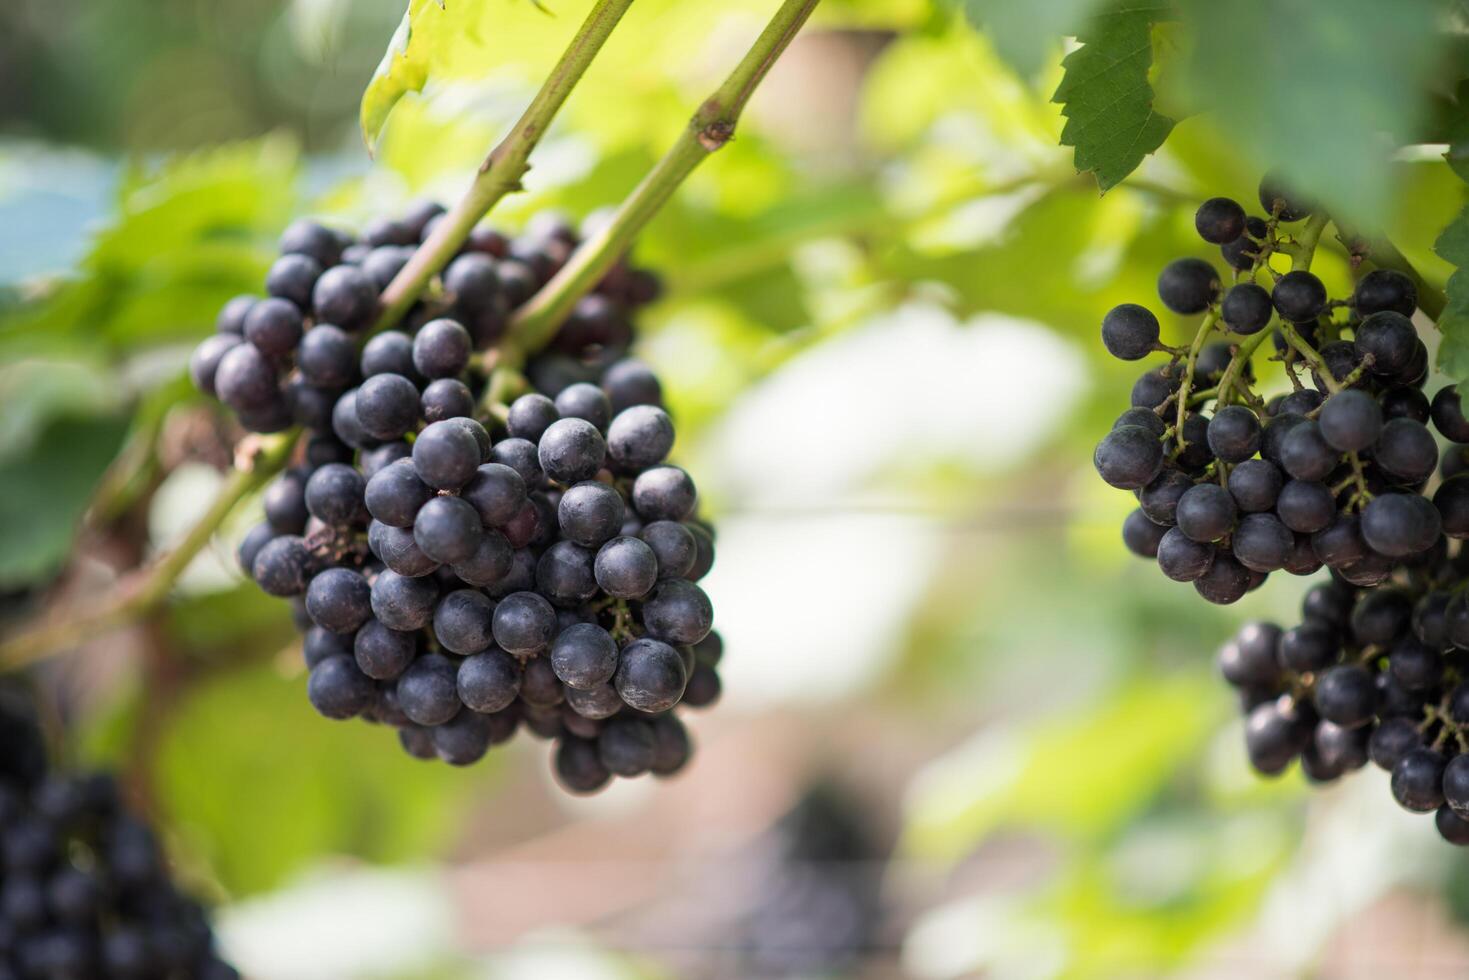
[370,0,637,337]
[0,431,300,671]
[499,0,824,362]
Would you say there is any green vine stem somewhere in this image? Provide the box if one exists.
[0,430,300,671]
[370,0,636,336]
[1172,309,1219,450]
[504,0,824,358]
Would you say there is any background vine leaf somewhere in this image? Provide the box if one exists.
[1435,204,1469,382]
[1051,1,1176,192]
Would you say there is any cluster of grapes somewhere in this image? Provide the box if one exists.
[1092,176,1469,841]
[0,696,236,978]
[189,205,721,794]
[1218,573,1469,846]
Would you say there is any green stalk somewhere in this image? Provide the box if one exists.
[504,0,823,358]
[0,430,299,671]
[370,0,637,337]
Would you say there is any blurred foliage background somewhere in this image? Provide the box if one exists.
[4,0,1469,976]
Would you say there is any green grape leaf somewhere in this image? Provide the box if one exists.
[360,0,454,153]
[961,0,1104,79]
[1051,1,1176,192]
[1435,204,1469,382]
[1178,0,1444,225]
[0,413,128,589]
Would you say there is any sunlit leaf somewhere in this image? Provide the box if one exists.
[360,0,457,152]
[1052,1,1176,192]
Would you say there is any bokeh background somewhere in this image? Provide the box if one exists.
[3,0,1468,976]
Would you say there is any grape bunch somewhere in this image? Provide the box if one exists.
[1218,570,1469,846]
[190,205,722,794]
[0,695,237,978]
[1092,176,1469,841]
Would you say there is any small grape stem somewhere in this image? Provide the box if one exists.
[1277,321,1339,394]
[1173,309,1219,452]
[501,0,823,360]
[1213,329,1272,415]
[368,0,636,337]
[0,430,300,671]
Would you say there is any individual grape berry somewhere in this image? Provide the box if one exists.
[370,568,440,632]
[396,653,462,727]
[214,343,281,416]
[354,620,417,680]
[1131,365,1181,409]
[554,383,613,430]
[641,579,714,645]
[1220,216,1269,271]
[1311,513,1366,568]
[1353,268,1417,317]
[1435,475,1469,538]
[452,529,513,588]
[1093,425,1164,490]
[263,471,309,535]
[491,591,557,655]
[1194,197,1246,245]
[631,465,697,522]
[536,541,599,606]
[1373,418,1438,482]
[1233,513,1292,572]
[1156,527,1214,582]
[431,711,494,766]
[1257,173,1312,221]
[1100,304,1160,360]
[1431,385,1469,443]
[1156,258,1220,314]
[603,359,663,413]
[265,252,322,308]
[598,716,657,777]
[238,521,278,576]
[1122,509,1167,558]
[558,481,625,548]
[413,495,483,565]
[1271,271,1327,323]
[538,418,607,485]
[555,736,612,794]
[640,520,697,579]
[1244,698,1309,775]
[216,294,255,334]
[371,521,439,577]
[1194,551,1251,604]
[685,523,715,581]
[454,649,522,714]
[594,535,660,598]
[420,378,474,423]
[1275,479,1333,533]
[507,394,561,443]
[607,405,675,471]
[189,333,242,397]
[1220,282,1272,334]
[252,536,313,596]
[1361,492,1441,557]
[307,657,376,721]
[295,324,356,389]
[305,568,372,634]
[361,244,411,291]
[649,715,692,776]
[1278,420,1337,482]
[1114,407,1168,438]
[304,463,366,526]
[1392,748,1447,812]
[1317,389,1381,452]
[1205,406,1261,463]
[432,589,497,656]
[1218,623,1282,688]
[1355,311,1417,377]
[520,657,566,707]
[550,623,619,691]
[356,373,422,440]
[1389,636,1442,692]
[614,638,687,713]
[1370,717,1423,770]
[1437,806,1469,845]
[1313,665,1378,729]
[311,264,377,331]
[1227,459,1283,513]
[1381,386,1430,423]
[365,459,434,528]
[1175,483,1237,543]
[362,331,417,378]
[413,419,482,491]
[412,318,472,379]
[280,219,344,265]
